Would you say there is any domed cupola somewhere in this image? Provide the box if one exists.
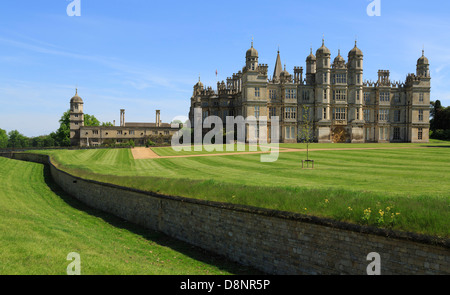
[246,45,258,59]
[417,50,429,65]
[316,38,331,56]
[306,47,316,62]
[70,88,83,103]
[245,38,259,71]
[348,41,363,57]
[316,38,331,69]
[416,49,430,77]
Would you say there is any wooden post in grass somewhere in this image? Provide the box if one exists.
[299,105,314,169]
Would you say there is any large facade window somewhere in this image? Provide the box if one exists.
[333,74,347,84]
[333,108,346,120]
[269,107,276,118]
[284,107,296,120]
[255,87,260,98]
[285,89,296,99]
[418,109,424,121]
[393,127,400,140]
[323,108,327,120]
[254,106,260,118]
[202,110,209,120]
[379,127,389,140]
[302,90,309,101]
[380,92,390,102]
[333,90,347,101]
[364,109,370,121]
[269,89,276,99]
[419,93,424,102]
[394,110,401,122]
[285,126,296,139]
[418,128,423,140]
[323,89,327,100]
[379,109,389,121]
[364,92,370,103]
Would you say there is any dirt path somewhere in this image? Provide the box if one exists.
[131,147,161,159]
[131,145,433,160]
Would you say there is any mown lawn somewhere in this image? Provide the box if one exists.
[32,143,450,238]
[152,143,265,157]
[0,157,259,275]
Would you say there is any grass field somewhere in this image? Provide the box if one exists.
[151,140,450,157]
[0,156,259,275]
[32,141,450,238]
[151,143,265,156]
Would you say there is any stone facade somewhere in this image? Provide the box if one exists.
[189,40,431,143]
[69,90,180,147]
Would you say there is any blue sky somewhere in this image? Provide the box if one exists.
[0,0,449,137]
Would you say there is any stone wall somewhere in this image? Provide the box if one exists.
[4,152,449,275]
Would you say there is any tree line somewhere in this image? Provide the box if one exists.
[430,100,450,140]
[0,110,112,149]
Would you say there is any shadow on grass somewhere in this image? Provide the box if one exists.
[42,165,264,275]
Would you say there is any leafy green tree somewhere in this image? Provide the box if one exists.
[56,110,104,146]
[43,135,55,147]
[298,105,314,161]
[84,114,101,126]
[430,100,450,140]
[0,128,8,148]
[8,130,30,148]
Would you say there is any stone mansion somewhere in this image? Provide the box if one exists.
[189,40,431,143]
[69,90,180,147]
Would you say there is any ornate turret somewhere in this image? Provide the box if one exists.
[245,38,259,71]
[69,88,84,146]
[316,38,331,85]
[348,40,364,86]
[416,49,430,78]
[333,49,346,69]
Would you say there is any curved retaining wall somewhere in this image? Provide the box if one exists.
[4,152,450,275]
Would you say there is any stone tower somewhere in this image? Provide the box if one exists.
[347,41,365,142]
[69,89,84,146]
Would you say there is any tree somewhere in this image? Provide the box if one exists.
[8,130,30,148]
[84,114,101,126]
[55,110,104,146]
[430,100,443,131]
[0,128,8,148]
[430,100,450,140]
[298,105,314,161]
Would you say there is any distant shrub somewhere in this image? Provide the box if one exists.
[146,140,156,147]
[430,129,450,140]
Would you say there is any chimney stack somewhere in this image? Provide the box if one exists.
[120,109,125,127]
[156,110,161,127]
